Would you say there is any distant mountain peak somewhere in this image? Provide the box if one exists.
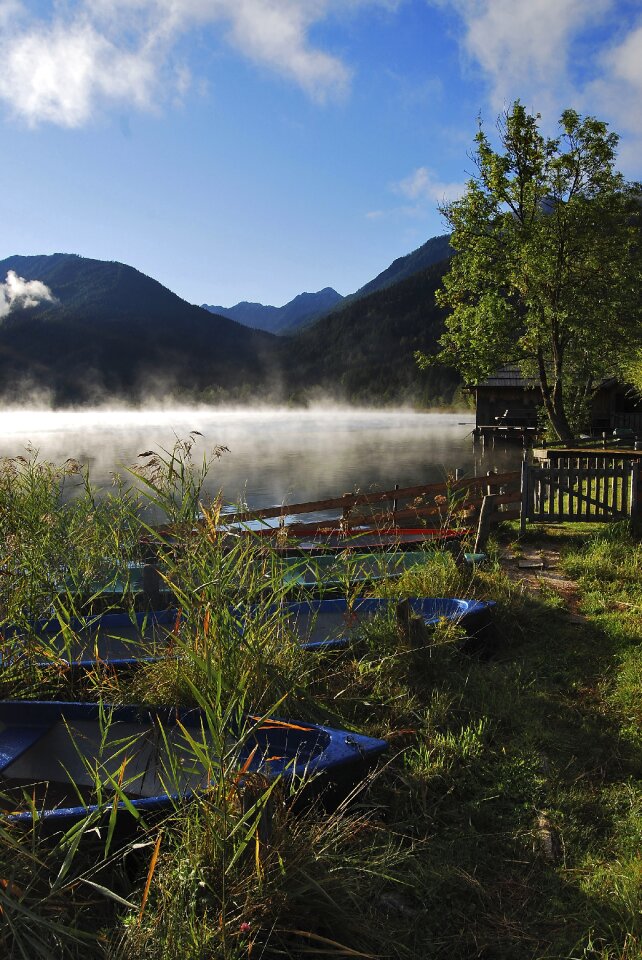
[201,287,343,334]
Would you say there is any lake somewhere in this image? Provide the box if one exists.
[0,407,520,515]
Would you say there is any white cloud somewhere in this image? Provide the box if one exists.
[394,165,465,204]
[0,20,157,127]
[0,271,56,319]
[0,0,395,126]
[431,0,642,174]
[368,165,465,222]
[588,21,642,164]
[433,0,611,115]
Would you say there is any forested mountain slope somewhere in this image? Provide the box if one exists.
[281,258,460,405]
[347,234,453,302]
[0,254,277,404]
[0,246,460,407]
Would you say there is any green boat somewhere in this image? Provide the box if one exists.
[277,550,442,591]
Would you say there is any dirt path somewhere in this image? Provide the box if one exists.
[498,544,586,621]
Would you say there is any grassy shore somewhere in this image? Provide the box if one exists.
[1,449,641,959]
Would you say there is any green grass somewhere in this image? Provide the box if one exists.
[1,450,641,958]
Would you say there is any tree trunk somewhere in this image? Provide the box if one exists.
[537,349,574,442]
[547,398,574,442]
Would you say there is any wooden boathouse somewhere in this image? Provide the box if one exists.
[472,365,642,443]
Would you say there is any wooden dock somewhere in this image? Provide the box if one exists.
[474,425,539,446]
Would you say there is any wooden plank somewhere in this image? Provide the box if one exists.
[520,459,529,532]
[536,467,544,521]
[568,463,576,520]
[557,464,564,520]
[623,461,632,516]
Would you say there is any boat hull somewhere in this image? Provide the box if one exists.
[2,609,180,671]
[256,526,470,554]
[267,597,495,649]
[0,701,387,834]
[277,550,443,590]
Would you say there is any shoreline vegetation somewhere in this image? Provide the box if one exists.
[1,447,641,959]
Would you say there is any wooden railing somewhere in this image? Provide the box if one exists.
[221,470,523,533]
[219,456,642,538]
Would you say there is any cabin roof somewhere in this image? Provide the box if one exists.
[476,365,537,389]
[476,365,619,391]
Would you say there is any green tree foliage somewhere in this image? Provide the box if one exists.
[625,350,642,399]
[425,102,642,440]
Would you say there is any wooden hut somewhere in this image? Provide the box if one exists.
[472,365,640,438]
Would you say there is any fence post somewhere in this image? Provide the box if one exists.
[474,494,497,554]
[630,460,640,533]
[486,469,496,496]
[520,459,529,533]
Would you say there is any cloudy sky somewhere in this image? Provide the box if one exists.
[1,0,641,307]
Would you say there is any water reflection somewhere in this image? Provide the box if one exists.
[0,408,521,510]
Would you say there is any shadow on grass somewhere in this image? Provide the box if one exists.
[348,584,642,959]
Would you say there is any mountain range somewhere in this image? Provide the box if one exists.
[201,287,344,335]
[201,234,453,335]
[0,234,458,406]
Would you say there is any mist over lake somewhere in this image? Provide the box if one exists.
[0,408,520,513]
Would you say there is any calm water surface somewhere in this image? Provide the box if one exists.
[0,408,520,513]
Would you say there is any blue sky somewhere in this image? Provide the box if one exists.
[1,0,641,308]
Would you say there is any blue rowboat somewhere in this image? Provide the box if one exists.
[59,551,432,601]
[53,546,484,608]
[266,597,495,650]
[1,609,180,671]
[0,701,387,833]
[1,604,346,668]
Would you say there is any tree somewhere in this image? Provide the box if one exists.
[424,102,642,441]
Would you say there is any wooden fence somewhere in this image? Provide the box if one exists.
[520,456,640,530]
[219,454,642,538]
[535,446,642,463]
[221,470,522,533]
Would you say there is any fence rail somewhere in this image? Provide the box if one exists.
[221,470,522,531]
